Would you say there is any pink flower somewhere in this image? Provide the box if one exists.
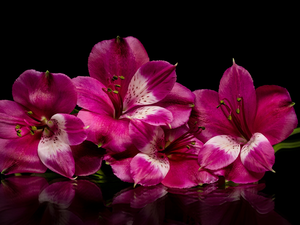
[0,70,103,178]
[106,121,218,188]
[73,36,194,152]
[190,61,298,183]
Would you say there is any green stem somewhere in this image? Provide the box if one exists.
[289,127,300,136]
[273,139,300,153]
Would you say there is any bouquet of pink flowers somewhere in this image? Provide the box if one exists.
[0,36,297,188]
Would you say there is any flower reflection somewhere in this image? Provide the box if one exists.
[0,175,105,225]
[0,176,291,225]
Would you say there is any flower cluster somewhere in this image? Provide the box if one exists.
[0,36,297,188]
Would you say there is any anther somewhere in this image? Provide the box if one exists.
[191,141,196,145]
[186,145,191,149]
[236,108,240,114]
[199,126,205,130]
[107,88,112,92]
[17,130,22,137]
[115,84,121,88]
[189,103,195,107]
[119,75,125,80]
[30,130,35,135]
[27,111,33,115]
[31,126,37,131]
[15,125,20,129]
[228,115,232,121]
[113,90,119,94]
[237,97,242,102]
[112,75,118,80]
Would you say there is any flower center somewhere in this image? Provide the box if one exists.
[102,75,124,119]
[217,96,252,140]
[15,111,57,138]
[161,125,205,160]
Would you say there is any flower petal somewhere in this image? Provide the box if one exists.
[124,106,173,127]
[240,133,275,173]
[129,119,164,154]
[71,140,105,176]
[189,89,239,142]
[224,157,265,184]
[72,76,115,116]
[123,61,176,112]
[0,133,46,175]
[198,135,241,170]
[155,82,195,128]
[38,137,75,178]
[104,146,140,183]
[12,70,77,120]
[50,113,87,146]
[130,153,170,186]
[254,85,298,145]
[218,62,257,132]
[77,110,131,152]
[88,36,149,98]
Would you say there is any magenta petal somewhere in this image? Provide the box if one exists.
[254,85,298,145]
[240,133,275,173]
[72,76,115,116]
[38,137,75,178]
[224,157,265,184]
[71,140,104,176]
[123,61,176,112]
[12,70,77,120]
[130,153,170,186]
[129,120,164,154]
[190,89,239,142]
[88,36,149,98]
[78,110,131,152]
[155,82,195,128]
[198,135,241,170]
[0,134,46,174]
[50,113,87,146]
[218,62,257,132]
[162,156,218,188]
[124,106,173,127]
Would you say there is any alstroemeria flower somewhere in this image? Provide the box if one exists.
[0,70,102,178]
[73,36,194,152]
[190,61,298,183]
[106,121,218,188]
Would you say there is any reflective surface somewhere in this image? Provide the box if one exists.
[0,172,294,225]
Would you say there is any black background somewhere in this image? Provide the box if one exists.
[1,3,299,224]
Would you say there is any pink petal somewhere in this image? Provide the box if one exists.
[130,153,170,186]
[0,133,47,174]
[224,157,265,184]
[104,145,140,183]
[38,136,75,178]
[50,113,87,146]
[123,61,176,112]
[12,70,77,120]
[155,82,195,129]
[198,135,241,170]
[218,62,257,132]
[254,85,298,145]
[189,89,239,143]
[129,119,164,154]
[0,100,40,139]
[77,110,131,152]
[72,76,115,116]
[123,106,173,127]
[88,36,149,98]
[71,140,105,176]
[240,133,275,173]
[162,156,218,188]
